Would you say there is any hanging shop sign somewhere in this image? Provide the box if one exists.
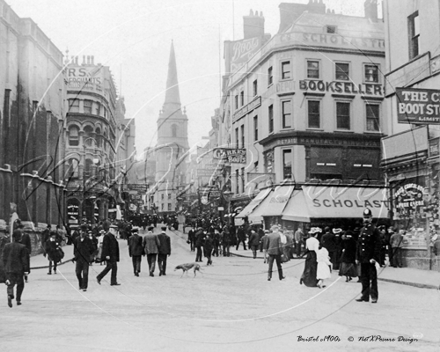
[396,88,440,124]
[213,148,247,164]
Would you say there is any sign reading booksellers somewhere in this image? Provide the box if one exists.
[396,88,440,124]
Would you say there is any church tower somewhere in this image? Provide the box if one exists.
[155,41,189,214]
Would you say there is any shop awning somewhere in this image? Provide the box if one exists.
[302,186,389,219]
[236,188,271,219]
[248,185,294,223]
[281,190,311,222]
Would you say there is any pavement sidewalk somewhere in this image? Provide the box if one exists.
[29,230,440,290]
[230,246,440,290]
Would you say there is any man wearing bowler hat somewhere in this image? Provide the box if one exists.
[356,208,382,303]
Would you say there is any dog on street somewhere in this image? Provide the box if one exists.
[174,263,202,277]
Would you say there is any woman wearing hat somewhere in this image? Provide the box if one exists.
[300,227,321,287]
[338,228,358,282]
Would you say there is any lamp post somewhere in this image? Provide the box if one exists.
[223,190,233,227]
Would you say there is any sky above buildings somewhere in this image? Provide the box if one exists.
[6,0,375,159]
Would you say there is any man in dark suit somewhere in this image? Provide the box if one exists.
[128,227,144,276]
[143,226,160,277]
[194,227,205,262]
[2,230,30,307]
[263,225,285,281]
[356,208,382,303]
[96,221,121,286]
[157,226,171,276]
[236,225,247,250]
[248,229,260,259]
[16,224,31,282]
[73,224,95,291]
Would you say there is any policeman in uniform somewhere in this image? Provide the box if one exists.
[355,208,382,303]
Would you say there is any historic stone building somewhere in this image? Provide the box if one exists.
[381,0,440,270]
[218,0,389,229]
[0,0,66,248]
[63,55,122,226]
[153,42,189,215]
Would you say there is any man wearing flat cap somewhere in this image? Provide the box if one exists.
[356,208,381,303]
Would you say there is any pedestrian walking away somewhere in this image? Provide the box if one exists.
[96,221,121,286]
[248,229,260,259]
[128,226,144,276]
[320,227,338,270]
[143,226,160,276]
[16,225,31,282]
[263,225,285,281]
[236,225,247,250]
[338,228,358,282]
[356,208,382,304]
[73,224,95,291]
[221,226,231,257]
[2,230,30,307]
[194,227,205,262]
[294,226,305,258]
[300,227,320,287]
[157,226,171,275]
[203,232,213,265]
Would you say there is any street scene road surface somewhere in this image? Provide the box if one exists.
[1,227,439,352]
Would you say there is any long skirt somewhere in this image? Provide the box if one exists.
[339,262,358,277]
[300,251,318,287]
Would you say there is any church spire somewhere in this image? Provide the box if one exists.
[162,40,181,114]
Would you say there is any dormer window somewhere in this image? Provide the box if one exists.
[326,25,337,34]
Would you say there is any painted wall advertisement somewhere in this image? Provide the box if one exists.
[396,88,440,125]
[226,37,262,73]
[65,65,104,93]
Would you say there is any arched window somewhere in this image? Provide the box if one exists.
[68,126,79,146]
[83,126,94,147]
[65,158,79,180]
[171,124,178,137]
[95,128,101,147]
[84,159,94,180]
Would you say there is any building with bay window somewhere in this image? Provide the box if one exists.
[221,1,388,229]
[64,55,122,227]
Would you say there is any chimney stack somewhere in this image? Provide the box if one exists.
[364,0,378,22]
[243,9,265,39]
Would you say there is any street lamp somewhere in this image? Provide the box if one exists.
[223,190,233,227]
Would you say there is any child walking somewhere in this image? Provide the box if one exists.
[316,245,332,288]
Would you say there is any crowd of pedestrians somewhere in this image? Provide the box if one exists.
[2,207,436,308]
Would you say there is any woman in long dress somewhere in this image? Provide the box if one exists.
[300,227,321,287]
[316,246,332,288]
[338,229,358,282]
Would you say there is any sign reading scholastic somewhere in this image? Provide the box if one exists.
[396,88,440,124]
